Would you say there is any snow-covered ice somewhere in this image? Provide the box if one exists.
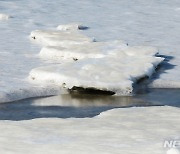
[0,0,180,100]
[0,1,180,154]
[0,13,10,20]
[30,30,94,47]
[29,24,163,95]
[39,40,127,60]
[0,106,179,154]
[29,47,163,95]
[28,21,164,95]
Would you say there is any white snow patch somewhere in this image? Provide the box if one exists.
[57,23,88,31]
[0,106,179,154]
[0,14,10,20]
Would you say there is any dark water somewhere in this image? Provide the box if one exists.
[0,88,179,121]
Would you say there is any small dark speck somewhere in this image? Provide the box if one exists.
[73,58,78,61]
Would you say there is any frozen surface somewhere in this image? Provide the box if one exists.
[0,1,180,153]
[30,30,94,47]
[29,25,163,95]
[1,0,180,102]
[39,40,127,60]
[0,13,9,20]
[30,45,163,95]
[0,106,179,154]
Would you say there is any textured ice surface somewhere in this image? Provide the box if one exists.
[30,48,163,95]
[0,13,9,20]
[29,23,163,95]
[30,25,163,95]
[0,106,179,154]
[30,30,94,47]
[0,2,180,154]
[39,40,127,60]
[1,0,180,102]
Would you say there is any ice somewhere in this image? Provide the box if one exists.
[0,106,179,154]
[29,46,163,95]
[0,86,61,103]
[0,1,180,153]
[30,30,94,47]
[39,40,127,60]
[0,0,180,102]
[29,24,163,95]
[57,23,88,31]
[0,14,10,20]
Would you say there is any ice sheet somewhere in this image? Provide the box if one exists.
[1,0,180,102]
[30,30,94,47]
[39,40,127,60]
[29,47,163,95]
[0,106,179,154]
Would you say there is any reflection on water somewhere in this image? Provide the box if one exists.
[0,88,179,120]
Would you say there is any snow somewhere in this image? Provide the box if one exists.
[39,40,127,60]
[29,24,163,95]
[29,46,163,95]
[0,86,61,103]
[0,1,179,154]
[30,30,94,47]
[0,13,10,20]
[0,106,179,154]
[0,0,180,101]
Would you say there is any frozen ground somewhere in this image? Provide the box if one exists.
[0,106,179,154]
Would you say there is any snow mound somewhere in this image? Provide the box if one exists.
[39,40,128,61]
[0,14,10,20]
[30,30,94,47]
[57,23,88,31]
[29,47,164,95]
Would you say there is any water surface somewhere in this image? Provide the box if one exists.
[0,88,179,121]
